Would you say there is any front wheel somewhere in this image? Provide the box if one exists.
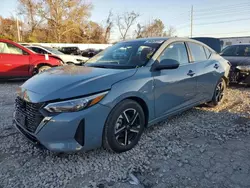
[103,99,145,153]
[38,65,51,73]
[207,78,226,107]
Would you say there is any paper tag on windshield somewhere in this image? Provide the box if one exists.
[45,54,49,60]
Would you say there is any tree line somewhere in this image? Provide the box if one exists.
[0,0,176,43]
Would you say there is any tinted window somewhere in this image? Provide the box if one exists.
[159,42,189,65]
[31,47,47,54]
[236,45,250,56]
[0,42,24,55]
[204,47,212,59]
[221,46,237,56]
[188,42,207,61]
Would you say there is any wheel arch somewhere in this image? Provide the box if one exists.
[105,95,150,127]
[32,63,52,75]
[222,75,229,86]
[126,96,149,127]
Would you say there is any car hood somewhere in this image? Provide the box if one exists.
[222,56,250,67]
[20,66,136,103]
[57,55,89,62]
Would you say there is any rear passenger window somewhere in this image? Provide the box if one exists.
[204,47,212,59]
[188,42,207,61]
[159,42,189,65]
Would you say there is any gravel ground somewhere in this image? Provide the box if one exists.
[0,82,250,188]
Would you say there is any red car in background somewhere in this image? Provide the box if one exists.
[0,39,63,79]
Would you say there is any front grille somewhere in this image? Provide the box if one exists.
[15,97,44,133]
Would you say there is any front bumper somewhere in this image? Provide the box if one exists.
[229,67,250,84]
[13,104,111,152]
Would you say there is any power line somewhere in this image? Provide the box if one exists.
[194,17,250,26]
[194,30,250,36]
[194,7,250,17]
[194,10,250,20]
[167,12,190,21]
[194,2,250,12]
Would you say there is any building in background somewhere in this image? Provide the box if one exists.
[220,36,250,49]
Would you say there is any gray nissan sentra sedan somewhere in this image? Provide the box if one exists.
[13,38,230,153]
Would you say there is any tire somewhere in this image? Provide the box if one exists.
[66,62,75,65]
[207,78,226,107]
[103,99,145,153]
[38,65,51,73]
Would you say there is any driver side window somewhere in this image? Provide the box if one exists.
[159,42,189,65]
[0,42,25,55]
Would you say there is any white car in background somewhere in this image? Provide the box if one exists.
[27,46,89,65]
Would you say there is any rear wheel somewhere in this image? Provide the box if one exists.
[38,65,51,73]
[103,99,145,153]
[207,78,226,107]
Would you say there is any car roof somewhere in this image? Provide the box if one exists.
[228,43,250,46]
[120,37,205,44]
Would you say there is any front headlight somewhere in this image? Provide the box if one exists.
[44,91,108,113]
[236,65,250,72]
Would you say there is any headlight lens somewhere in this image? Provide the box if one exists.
[44,91,108,113]
[236,65,250,71]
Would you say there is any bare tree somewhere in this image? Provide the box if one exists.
[116,11,139,40]
[103,10,113,43]
[140,19,165,38]
[135,19,177,38]
[165,26,177,37]
[134,23,144,38]
[18,0,43,34]
[39,0,92,42]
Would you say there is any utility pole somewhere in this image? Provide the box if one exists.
[15,14,21,42]
[190,5,193,38]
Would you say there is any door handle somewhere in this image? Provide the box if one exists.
[214,64,219,69]
[187,70,195,77]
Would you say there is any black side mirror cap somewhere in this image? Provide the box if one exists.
[151,59,180,71]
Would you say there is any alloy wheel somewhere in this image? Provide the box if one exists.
[215,80,225,102]
[114,108,141,146]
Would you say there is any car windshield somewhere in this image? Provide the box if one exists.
[85,40,164,69]
[43,47,65,55]
[221,45,250,56]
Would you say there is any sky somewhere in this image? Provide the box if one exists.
[1,0,250,41]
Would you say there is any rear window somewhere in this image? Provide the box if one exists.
[187,42,207,61]
[204,47,212,59]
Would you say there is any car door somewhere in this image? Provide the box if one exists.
[187,42,221,102]
[0,42,30,77]
[153,42,197,118]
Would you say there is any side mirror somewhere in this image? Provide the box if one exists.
[152,59,180,71]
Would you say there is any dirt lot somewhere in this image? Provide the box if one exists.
[0,82,249,188]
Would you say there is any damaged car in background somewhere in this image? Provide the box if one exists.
[220,44,250,85]
[27,46,89,65]
[0,39,63,79]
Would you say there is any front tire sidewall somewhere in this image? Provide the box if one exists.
[103,100,145,153]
